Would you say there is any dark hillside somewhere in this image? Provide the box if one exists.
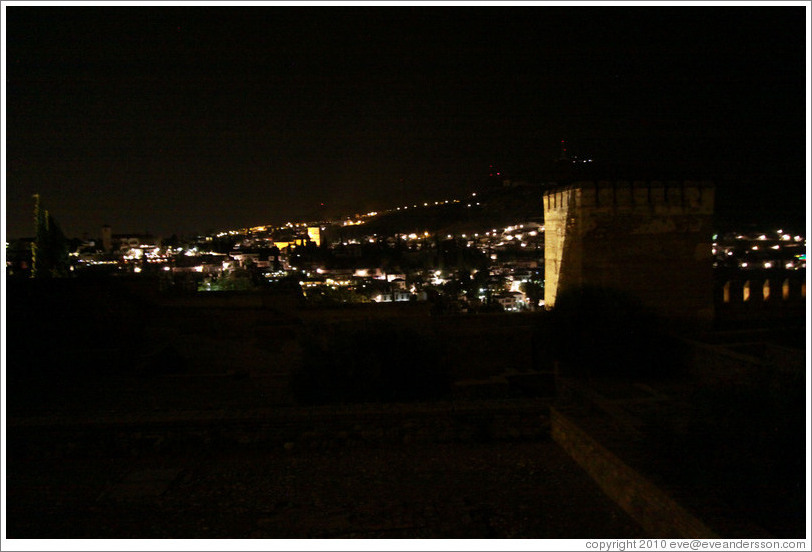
[338,184,546,240]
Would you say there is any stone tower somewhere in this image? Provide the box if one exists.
[101,224,113,253]
[543,180,715,322]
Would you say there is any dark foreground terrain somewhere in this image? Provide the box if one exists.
[5,277,807,540]
[5,278,644,539]
[7,439,643,539]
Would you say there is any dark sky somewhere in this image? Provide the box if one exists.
[4,6,808,239]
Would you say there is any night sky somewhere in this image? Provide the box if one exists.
[4,6,808,240]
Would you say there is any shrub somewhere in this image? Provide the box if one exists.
[291,322,450,404]
[547,285,678,379]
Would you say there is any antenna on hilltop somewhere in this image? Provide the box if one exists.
[559,140,569,161]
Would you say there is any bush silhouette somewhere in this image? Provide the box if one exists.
[291,322,450,404]
[547,285,676,379]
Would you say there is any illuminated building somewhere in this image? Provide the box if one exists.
[110,232,161,252]
[307,226,322,247]
[374,291,413,303]
[494,292,525,312]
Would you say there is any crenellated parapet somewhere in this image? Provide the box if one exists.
[714,270,807,326]
[544,180,714,216]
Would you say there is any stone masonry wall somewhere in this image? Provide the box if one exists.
[544,181,715,321]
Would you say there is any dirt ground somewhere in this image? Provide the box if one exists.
[7,440,644,539]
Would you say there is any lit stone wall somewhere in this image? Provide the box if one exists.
[543,181,715,321]
[543,187,582,308]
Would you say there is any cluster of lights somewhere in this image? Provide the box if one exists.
[732,230,804,243]
[717,229,806,272]
[137,191,551,287]
[211,188,496,241]
[77,259,119,266]
[394,198,461,212]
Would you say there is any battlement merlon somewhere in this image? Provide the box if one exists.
[543,180,715,215]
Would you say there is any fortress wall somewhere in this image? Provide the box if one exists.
[544,181,715,320]
[714,272,807,324]
[543,188,582,307]
[551,407,719,538]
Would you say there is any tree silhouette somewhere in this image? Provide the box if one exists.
[31,194,69,278]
